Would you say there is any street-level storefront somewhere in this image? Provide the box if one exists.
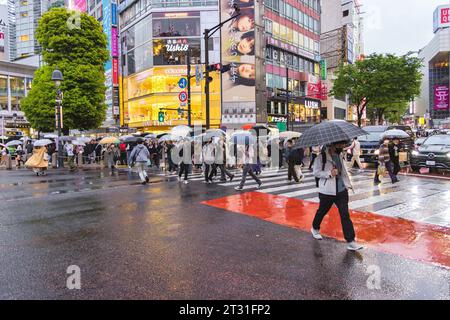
[121,66,221,131]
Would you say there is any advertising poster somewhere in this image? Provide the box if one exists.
[0,5,8,61]
[221,0,259,125]
[69,0,87,12]
[434,85,449,111]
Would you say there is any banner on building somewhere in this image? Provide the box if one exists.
[220,0,265,126]
[68,0,87,12]
[433,5,450,33]
[0,5,9,61]
[434,85,449,111]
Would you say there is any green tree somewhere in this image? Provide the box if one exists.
[21,8,109,132]
[331,53,422,127]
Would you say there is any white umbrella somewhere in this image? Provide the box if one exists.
[0,135,8,140]
[72,140,86,146]
[119,135,134,141]
[171,125,192,138]
[43,133,58,139]
[381,129,410,139]
[6,140,23,147]
[34,139,53,147]
[279,131,301,139]
[159,134,179,142]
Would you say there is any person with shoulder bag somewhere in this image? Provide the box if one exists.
[129,138,151,185]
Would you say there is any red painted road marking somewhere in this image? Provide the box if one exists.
[202,192,450,269]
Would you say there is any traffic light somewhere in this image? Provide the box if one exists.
[158,111,165,122]
[206,63,231,73]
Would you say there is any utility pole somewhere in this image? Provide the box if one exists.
[204,30,210,129]
[187,49,192,127]
[285,66,290,131]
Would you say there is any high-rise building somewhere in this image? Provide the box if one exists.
[320,0,364,122]
[118,0,222,132]
[415,4,450,127]
[263,0,323,132]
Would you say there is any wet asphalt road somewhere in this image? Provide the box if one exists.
[0,168,449,300]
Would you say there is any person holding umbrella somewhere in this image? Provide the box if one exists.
[294,120,366,251]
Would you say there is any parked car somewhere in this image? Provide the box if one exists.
[359,126,389,163]
[410,135,450,171]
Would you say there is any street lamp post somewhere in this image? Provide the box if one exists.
[51,69,64,168]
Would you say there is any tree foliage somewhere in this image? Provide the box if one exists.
[331,53,423,127]
[21,8,109,132]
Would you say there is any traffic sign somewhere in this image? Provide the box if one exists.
[178,91,188,102]
[178,77,187,89]
[195,64,203,86]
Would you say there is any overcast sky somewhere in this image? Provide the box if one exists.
[363,0,450,55]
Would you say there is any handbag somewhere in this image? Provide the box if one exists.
[377,163,386,177]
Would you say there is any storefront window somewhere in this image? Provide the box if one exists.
[127,44,153,75]
[153,13,200,37]
[10,77,25,97]
[153,39,200,66]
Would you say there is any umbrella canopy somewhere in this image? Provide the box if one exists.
[0,143,6,148]
[145,134,157,139]
[34,139,53,147]
[122,136,139,143]
[98,136,120,144]
[193,133,206,142]
[158,134,179,143]
[171,125,192,138]
[231,131,257,144]
[119,135,134,141]
[43,133,58,139]
[294,120,367,148]
[72,140,86,146]
[59,136,76,142]
[6,140,23,147]
[279,131,301,139]
[204,129,226,140]
[0,135,8,140]
[381,129,410,139]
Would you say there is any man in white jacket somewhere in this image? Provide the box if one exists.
[311,141,363,251]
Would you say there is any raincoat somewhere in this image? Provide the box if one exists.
[25,147,49,168]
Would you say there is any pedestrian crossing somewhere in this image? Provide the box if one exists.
[158,166,450,228]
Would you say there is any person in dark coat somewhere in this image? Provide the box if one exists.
[389,138,402,177]
[285,140,304,183]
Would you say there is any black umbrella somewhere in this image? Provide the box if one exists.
[123,136,139,143]
[294,120,367,148]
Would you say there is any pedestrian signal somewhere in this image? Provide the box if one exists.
[158,111,165,122]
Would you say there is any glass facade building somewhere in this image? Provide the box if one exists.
[264,0,322,130]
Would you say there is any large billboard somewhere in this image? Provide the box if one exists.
[434,85,449,111]
[68,0,87,12]
[220,0,265,126]
[0,5,9,61]
[433,5,450,33]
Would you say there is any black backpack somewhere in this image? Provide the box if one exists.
[315,150,327,188]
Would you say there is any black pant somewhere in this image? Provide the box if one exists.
[312,190,355,243]
[204,164,211,182]
[179,163,189,180]
[309,153,317,169]
[209,164,233,181]
[374,161,396,182]
[392,158,400,175]
[287,162,299,182]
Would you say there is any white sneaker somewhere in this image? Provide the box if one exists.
[183,180,189,184]
[347,241,364,251]
[178,176,182,182]
[299,175,305,182]
[311,228,323,240]
[234,186,243,191]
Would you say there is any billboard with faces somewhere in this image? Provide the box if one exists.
[220,0,266,125]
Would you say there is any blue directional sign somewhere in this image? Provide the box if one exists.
[178,78,187,89]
